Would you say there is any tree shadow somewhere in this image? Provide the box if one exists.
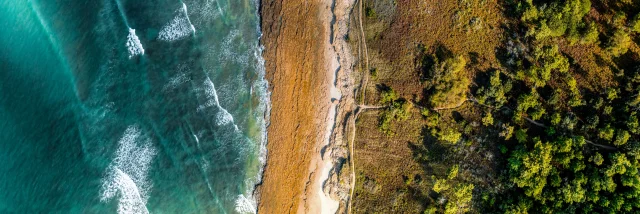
[416,42,454,82]
[407,127,451,174]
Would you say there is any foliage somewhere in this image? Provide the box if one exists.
[377,0,640,212]
[632,13,640,33]
[516,45,569,88]
[444,183,474,214]
[476,70,511,108]
[378,88,412,136]
[439,128,462,144]
[380,88,399,105]
[425,55,470,109]
[607,29,631,57]
[508,139,553,199]
[365,7,376,18]
[433,178,450,193]
[482,112,494,126]
[520,0,591,42]
[447,165,459,180]
[580,21,599,44]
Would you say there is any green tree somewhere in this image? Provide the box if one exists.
[447,165,459,180]
[427,55,470,109]
[482,112,494,126]
[433,178,449,193]
[439,128,462,144]
[631,13,640,33]
[516,45,569,87]
[509,139,553,199]
[607,29,631,57]
[590,152,604,166]
[598,124,615,141]
[613,130,630,146]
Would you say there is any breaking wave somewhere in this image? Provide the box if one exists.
[100,126,156,214]
[198,77,237,128]
[234,194,257,214]
[158,3,195,42]
[126,28,144,58]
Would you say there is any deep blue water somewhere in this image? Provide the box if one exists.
[0,0,268,213]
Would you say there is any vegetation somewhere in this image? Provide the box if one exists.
[378,87,412,136]
[520,0,592,43]
[424,55,470,109]
[356,0,640,213]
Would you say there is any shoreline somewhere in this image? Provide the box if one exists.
[310,0,357,213]
[256,0,332,213]
[257,0,357,213]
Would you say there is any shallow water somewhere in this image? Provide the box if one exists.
[0,0,268,213]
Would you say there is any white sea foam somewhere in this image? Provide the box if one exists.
[126,28,144,58]
[192,0,220,26]
[162,73,189,91]
[198,78,238,129]
[100,126,156,214]
[158,3,196,41]
[219,30,249,65]
[234,194,257,214]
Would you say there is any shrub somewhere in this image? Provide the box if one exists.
[365,6,376,18]
[439,128,462,144]
[447,165,459,180]
[516,45,569,87]
[476,70,510,108]
[631,13,640,33]
[607,29,631,57]
[580,22,599,44]
[377,88,412,136]
[433,178,450,193]
[427,55,470,109]
[598,124,615,141]
[613,130,630,146]
[589,152,604,166]
[370,68,378,80]
[522,0,591,41]
[380,88,399,104]
[483,112,494,126]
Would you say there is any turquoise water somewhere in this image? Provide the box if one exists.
[0,0,268,213]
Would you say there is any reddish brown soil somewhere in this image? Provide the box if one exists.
[257,0,331,213]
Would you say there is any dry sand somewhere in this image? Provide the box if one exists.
[257,0,357,213]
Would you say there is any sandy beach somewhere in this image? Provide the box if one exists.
[257,0,356,213]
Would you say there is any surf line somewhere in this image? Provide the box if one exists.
[157,1,196,42]
[113,0,144,58]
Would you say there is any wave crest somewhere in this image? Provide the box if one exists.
[126,28,144,58]
[158,3,196,42]
[100,126,156,214]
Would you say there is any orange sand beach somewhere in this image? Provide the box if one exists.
[256,0,356,213]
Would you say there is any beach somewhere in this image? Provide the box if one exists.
[257,0,356,213]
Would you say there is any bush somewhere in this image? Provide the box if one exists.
[522,0,591,41]
[607,29,631,57]
[580,22,599,44]
[476,70,511,108]
[631,13,640,33]
[516,45,569,88]
[370,68,378,80]
[365,6,376,18]
[380,88,399,104]
[439,128,462,144]
[482,112,494,126]
[613,130,630,146]
[426,55,470,109]
[433,178,450,193]
[447,165,459,179]
[377,88,412,136]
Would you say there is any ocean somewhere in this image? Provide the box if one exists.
[0,0,269,213]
